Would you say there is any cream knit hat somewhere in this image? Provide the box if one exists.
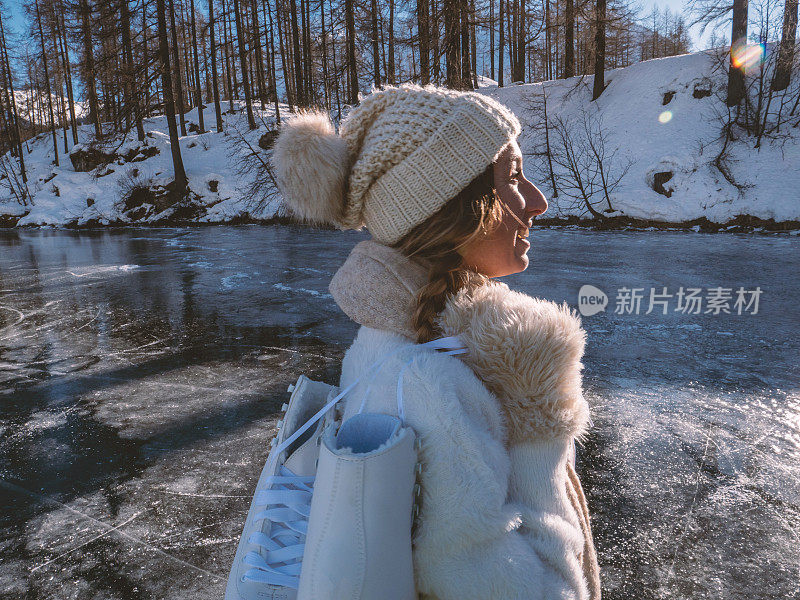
[271,83,521,245]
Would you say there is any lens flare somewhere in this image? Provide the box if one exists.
[731,42,765,70]
[658,110,673,124]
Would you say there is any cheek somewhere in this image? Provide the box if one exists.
[473,218,524,274]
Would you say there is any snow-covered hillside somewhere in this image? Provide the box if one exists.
[2,49,799,228]
[1,104,277,226]
[484,49,800,225]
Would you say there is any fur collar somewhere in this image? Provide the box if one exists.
[329,239,590,442]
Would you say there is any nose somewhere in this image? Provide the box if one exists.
[524,182,548,218]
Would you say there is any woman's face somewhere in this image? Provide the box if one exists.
[459,140,548,278]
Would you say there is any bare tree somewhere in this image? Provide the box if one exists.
[33,0,59,165]
[156,0,189,193]
[190,0,206,131]
[371,0,382,87]
[0,7,28,197]
[345,0,358,102]
[772,0,798,91]
[208,0,224,130]
[498,0,504,86]
[549,108,632,217]
[592,0,606,101]
[564,0,575,78]
[418,0,430,84]
[233,0,256,126]
[728,0,749,106]
[168,0,188,135]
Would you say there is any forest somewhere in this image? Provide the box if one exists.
[0,0,798,226]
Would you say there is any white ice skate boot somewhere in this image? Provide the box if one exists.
[296,412,418,600]
[225,376,338,600]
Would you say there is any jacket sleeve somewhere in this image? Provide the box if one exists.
[507,439,590,598]
[404,356,588,600]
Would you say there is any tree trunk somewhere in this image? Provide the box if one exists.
[251,0,268,108]
[379,6,388,80]
[0,11,26,187]
[470,0,477,87]
[142,3,149,116]
[35,0,59,166]
[233,0,257,126]
[120,0,145,140]
[190,0,206,131]
[320,0,330,108]
[370,0,381,87]
[388,0,395,84]
[329,0,342,116]
[302,0,314,104]
[460,0,471,87]
[78,0,101,136]
[345,0,359,103]
[275,0,295,109]
[489,0,495,80]
[156,0,188,193]
[221,0,235,110]
[168,0,188,135]
[564,0,574,77]
[56,2,79,144]
[727,0,749,106]
[498,0,504,86]
[514,0,525,82]
[509,0,516,80]
[445,0,460,88]
[289,0,304,105]
[432,0,440,81]
[592,0,606,101]
[418,0,430,84]
[209,0,224,130]
[772,0,798,91]
[266,0,281,121]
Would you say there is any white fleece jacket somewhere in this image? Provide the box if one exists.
[329,240,601,600]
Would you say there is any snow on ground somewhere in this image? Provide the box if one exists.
[483,49,800,223]
[3,103,280,226]
[2,49,799,227]
[9,89,89,123]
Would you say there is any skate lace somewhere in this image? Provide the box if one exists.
[239,335,467,589]
[242,465,315,588]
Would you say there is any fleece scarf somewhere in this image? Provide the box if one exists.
[329,239,601,599]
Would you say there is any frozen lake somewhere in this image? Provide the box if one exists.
[1,226,798,599]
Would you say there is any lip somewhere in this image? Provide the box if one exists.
[516,236,531,252]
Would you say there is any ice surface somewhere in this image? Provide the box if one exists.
[1,226,798,599]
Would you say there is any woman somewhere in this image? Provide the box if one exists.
[272,83,601,600]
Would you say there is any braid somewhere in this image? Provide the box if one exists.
[392,163,502,343]
[412,249,468,343]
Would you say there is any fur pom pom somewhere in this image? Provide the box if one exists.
[270,111,351,226]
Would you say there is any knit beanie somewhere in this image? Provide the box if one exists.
[271,83,521,245]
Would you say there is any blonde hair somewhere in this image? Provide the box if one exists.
[391,164,504,343]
